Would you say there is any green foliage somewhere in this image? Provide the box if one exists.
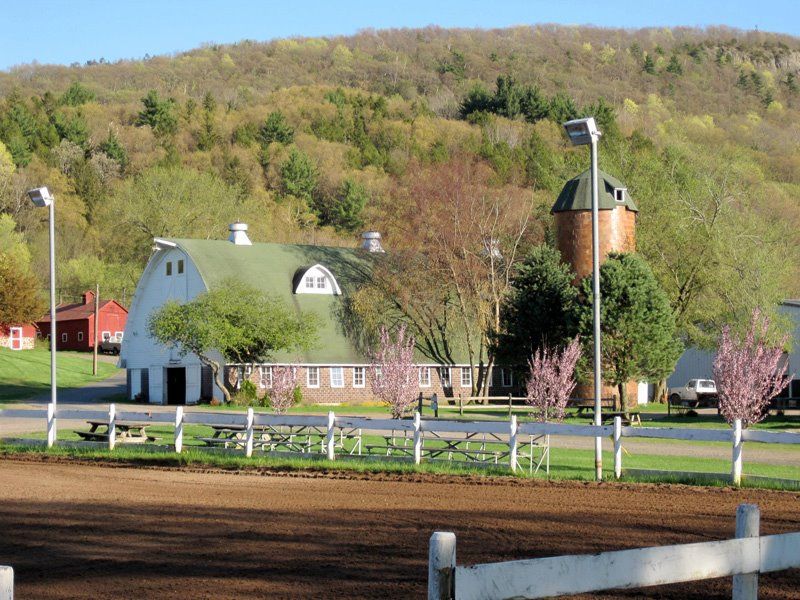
[292,386,303,406]
[231,379,258,406]
[0,254,44,326]
[136,90,178,138]
[258,111,294,146]
[666,55,683,75]
[437,49,467,80]
[98,130,129,171]
[576,253,682,407]
[642,54,656,74]
[497,245,579,363]
[59,82,95,107]
[314,178,368,232]
[148,280,318,402]
[279,147,317,201]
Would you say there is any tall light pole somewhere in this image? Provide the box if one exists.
[27,187,57,417]
[563,117,603,481]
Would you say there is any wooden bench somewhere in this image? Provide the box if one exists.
[567,398,615,416]
[599,411,642,426]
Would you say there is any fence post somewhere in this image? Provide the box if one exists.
[732,418,743,486]
[732,503,760,600]
[509,414,518,472]
[108,403,116,451]
[458,394,463,416]
[326,411,335,460]
[508,393,512,417]
[413,411,422,465]
[46,402,56,448]
[428,532,456,600]
[245,407,254,458]
[418,392,424,414]
[613,416,622,479]
[0,566,12,600]
[174,406,184,453]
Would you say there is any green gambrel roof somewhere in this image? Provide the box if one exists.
[551,169,639,213]
[169,238,376,364]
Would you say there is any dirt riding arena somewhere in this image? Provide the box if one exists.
[0,459,798,599]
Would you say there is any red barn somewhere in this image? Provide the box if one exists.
[36,291,128,351]
[0,324,37,350]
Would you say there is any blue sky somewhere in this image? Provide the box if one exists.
[1,0,797,71]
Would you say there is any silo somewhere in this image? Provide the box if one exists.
[552,169,639,405]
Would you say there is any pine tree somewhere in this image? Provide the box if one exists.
[642,54,656,75]
[666,55,683,75]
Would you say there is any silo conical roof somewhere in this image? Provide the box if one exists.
[551,169,639,213]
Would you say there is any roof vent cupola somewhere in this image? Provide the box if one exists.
[228,222,252,246]
[361,231,385,253]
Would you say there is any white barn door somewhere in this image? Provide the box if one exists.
[9,327,22,351]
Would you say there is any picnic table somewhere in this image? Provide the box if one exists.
[199,424,362,455]
[76,420,157,443]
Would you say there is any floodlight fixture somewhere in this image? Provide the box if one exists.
[562,117,601,146]
[27,186,54,208]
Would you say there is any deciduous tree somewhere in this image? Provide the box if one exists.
[267,365,298,414]
[148,280,317,403]
[369,324,418,418]
[525,337,581,422]
[713,309,792,427]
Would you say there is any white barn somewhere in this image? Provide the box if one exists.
[668,301,800,398]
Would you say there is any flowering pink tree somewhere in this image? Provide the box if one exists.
[370,324,418,418]
[713,309,791,427]
[525,337,582,422]
[268,366,298,414]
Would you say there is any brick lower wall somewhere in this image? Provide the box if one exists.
[227,365,523,405]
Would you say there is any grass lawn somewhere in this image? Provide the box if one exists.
[0,346,119,402]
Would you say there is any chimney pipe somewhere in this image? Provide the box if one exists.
[361,231,385,253]
[228,222,252,246]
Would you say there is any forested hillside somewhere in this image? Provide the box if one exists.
[0,24,798,347]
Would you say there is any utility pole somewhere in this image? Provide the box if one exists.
[92,283,99,376]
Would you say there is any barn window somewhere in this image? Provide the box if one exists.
[177,259,184,274]
[294,264,341,295]
[353,367,365,388]
[166,261,172,276]
[330,367,344,388]
[61,333,67,342]
[461,367,472,388]
[614,188,626,202]
[259,366,272,389]
[501,368,513,387]
[77,332,84,342]
[307,367,320,388]
[419,367,431,387]
[102,331,111,341]
[115,331,124,341]
[439,367,452,388]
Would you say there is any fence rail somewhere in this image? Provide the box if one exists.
[1,405,799,484]
[429,504,800,600]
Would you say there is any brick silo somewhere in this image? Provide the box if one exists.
[552,168,638,405]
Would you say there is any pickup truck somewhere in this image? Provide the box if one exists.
[668,379,718,412]
[98,339,121,355]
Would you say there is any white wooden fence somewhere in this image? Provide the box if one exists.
[1,405,799,485]
[429,504,800,600]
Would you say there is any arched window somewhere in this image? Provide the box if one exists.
[293,264,342,295]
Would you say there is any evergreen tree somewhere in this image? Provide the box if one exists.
[547,93,579,123]
[136,90,178,138]
[259,111,294,146]
[642,54,656,74]
[279,147,317,201]
[196,92,219,151]
[98,130,129,172]
[496,245,579,364]
[666,55,683,75]
[59,82,95,106]
[576,253,682,409]
[317,179,368,232]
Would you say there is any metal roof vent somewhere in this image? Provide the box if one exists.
[228,222,252,246]
[361,231,385,253]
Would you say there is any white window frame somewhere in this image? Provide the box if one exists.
[316,276,326,289]
[61,332,67,342]
[353,367,365,388]
[502,368,513,388]
[306,366,320,388]
[461,367,472,388]
[102,331,111,342]
[614,187,626,202]
[114,331,124,341]
[259,366,273,389]
[77,331,84,342]
[374,366,382,380]
[419,366,431,387]
[330,366,344,388]
[305,276,315,289]
[439,367,452,388]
